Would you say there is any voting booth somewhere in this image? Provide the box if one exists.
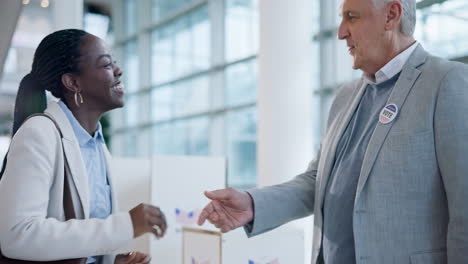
[112,155,310,264]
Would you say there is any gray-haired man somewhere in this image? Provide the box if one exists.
[199,0,468,263]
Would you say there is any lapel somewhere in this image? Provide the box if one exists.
[355,45,428,196]
[45,101,90,218]
[317,79,368,207]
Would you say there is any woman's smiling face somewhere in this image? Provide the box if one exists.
[74,34,125,112]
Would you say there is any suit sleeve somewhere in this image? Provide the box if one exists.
[434,64,468,264]
[0,117,134,261]
[242,82,355,238]
[244,146,320,237]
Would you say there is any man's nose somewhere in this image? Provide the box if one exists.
[338,21,349,40]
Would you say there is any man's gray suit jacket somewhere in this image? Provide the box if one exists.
[247,45,468,264]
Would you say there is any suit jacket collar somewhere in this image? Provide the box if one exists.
[316,79,367,210]
[44,101,77,142]
[44,101,90,218]
[356,44,428,196]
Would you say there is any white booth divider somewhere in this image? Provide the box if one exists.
[150,156,226,264]
[112,155,309,263]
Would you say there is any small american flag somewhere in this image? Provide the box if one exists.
[175,208,201,226]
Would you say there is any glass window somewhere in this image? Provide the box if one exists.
[152,0,195,21]
[125,94,139,127]
[152,117,209,155]
[116,0,261,188]
[151,75,210,122]
[226,107,257,189]
[124,41,139,93]
[110,106,126,131]
[108,128,148,157]
[173,18,192,77]
[187,117,210,155]
[84,12,110,40]
[137,92,151,125]
[171,120,189,154]
[415,0,468,59]
[192,9,211,70]
[151,5,210,85]
[124,130,138,157]
[124,0,138,36]
[225,59,257,107]
[109,133,124,156]
[136,128,152,157]
[225,0,259,62]
[153,122,176,155]
[152,85,173,121]
[4,48,17,74]
[173,75,210,117]
[152,27,173,84]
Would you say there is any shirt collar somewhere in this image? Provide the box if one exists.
[363,41,419,85]
[58,100,104,147]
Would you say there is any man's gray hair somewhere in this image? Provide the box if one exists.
[373,0,416,36]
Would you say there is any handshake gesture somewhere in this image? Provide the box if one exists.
[197,187,255,233]
[118,188,253,263]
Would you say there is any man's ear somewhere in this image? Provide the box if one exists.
[385,1,403,31]
[61,73,80,93]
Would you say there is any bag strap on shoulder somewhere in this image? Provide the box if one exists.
[0,113,61,179]
[0,113,76,219]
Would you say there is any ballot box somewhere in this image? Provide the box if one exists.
[221,218,310,264]
[182,228,222,264]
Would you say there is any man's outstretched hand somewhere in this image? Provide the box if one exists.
[197,187,254,233]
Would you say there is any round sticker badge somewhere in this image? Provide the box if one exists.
[379,103,398,124]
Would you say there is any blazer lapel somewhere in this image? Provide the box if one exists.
[317,79,367,208]
[355,45,428,196]
[45,102,90,219]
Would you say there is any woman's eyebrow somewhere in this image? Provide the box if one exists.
[96,54,112,64]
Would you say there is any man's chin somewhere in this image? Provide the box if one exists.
[350,57,360,70]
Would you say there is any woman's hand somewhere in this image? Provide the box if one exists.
[115,251,151,264]
[129,203,167,239]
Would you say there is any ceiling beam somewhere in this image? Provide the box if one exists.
[417,0,448,9]
[0,0,23,79]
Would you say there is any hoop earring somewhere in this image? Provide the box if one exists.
[74,91,84,107]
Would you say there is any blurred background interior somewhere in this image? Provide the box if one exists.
[1,0,467,190]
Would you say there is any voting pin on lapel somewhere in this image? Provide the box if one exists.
[379,103,398,124]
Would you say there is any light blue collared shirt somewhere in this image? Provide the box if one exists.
[58,101,112,264]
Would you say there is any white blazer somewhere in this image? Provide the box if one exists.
[0,101,133,263]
